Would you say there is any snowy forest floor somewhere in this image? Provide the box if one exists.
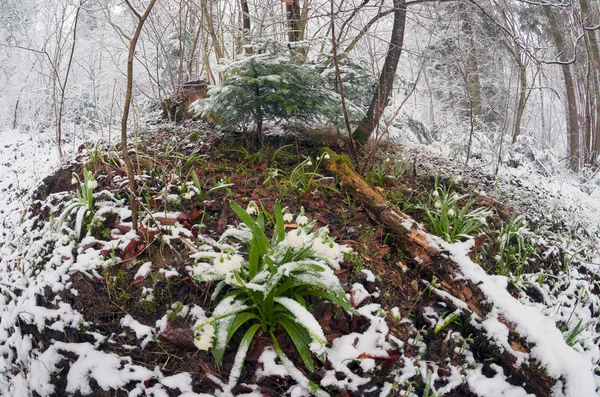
[0,121,599,396]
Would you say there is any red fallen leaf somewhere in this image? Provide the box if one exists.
[217,213,228,233]
[144,379,152,388]
[176,213,189,222]
[149,196,163,209]
[154,215,179,225]
[354,212,367,221]
[138,224,159,242]
[122,238,140,256]
[187,207,203,222]
[113,221,131,234]
[100,248,112,257]
[314,214,328,225]
[159,321,196,350]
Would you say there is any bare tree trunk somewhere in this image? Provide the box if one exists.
[352,0,407,145]
[106,0,158,232]
[545,5,580,171]
[240,0,252,54]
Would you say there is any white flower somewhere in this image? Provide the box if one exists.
[225,272,243,287]
[448,208,455,217]
[434,201,442,209]
[194,323,215,351]
[451,193,460,201]
[494,254,502,262]
[296,214,309,225]
[312,238,342,261]
[385,157,390,163]
[478,217,487,224]
[286,229,307,248]
[454,175,463,183]
[245,201,258,215]
[323,153,330,160]
[183,191,195,200]
[214,253,244,274]
[432,191,439,197]
[306,160,313,167]
[479,190,487,197]
[71,176,78,185]
[86,179,98,190]
[283,213,294,223]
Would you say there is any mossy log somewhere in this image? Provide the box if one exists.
[320,148,554,397]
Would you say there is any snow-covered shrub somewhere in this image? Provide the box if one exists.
[191,42,347,142]
[504,135,560,176]
[191,201,357,394]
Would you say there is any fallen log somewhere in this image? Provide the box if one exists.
[320,148,590,397]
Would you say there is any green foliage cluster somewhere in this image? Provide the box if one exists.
[191,201,357,395]
[411,176,492,243]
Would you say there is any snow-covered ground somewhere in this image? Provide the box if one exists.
[1,128,600,396]
[0,129,57,244]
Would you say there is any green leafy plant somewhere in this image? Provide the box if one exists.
[284,154,338,195]
[181,170,233,202]
[492,215,538,277]
[412,176,492,243]
[57,168,98,240]
[191,201,357,395]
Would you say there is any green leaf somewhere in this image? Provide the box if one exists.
[279,315,314,372]
[228,323,262,387]
[275,201,285,243]
[227,312,262,347]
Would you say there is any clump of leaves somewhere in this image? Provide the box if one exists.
[57,168,98,240]
[191,201,357,395]
[411,176,492,243]
[491,215,538,277]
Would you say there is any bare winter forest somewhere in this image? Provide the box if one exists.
[1,0,600,396]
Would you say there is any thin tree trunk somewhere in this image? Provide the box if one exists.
[352,0,407,145]
[545,6,580,171]
[240,0,252,54]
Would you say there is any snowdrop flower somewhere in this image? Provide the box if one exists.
[183,191,195,200]
[448,208,455,217]
[225,272,243,287]
[479,190,487,197]
[296,214,309,225]
[478,217,487,224]
[286,229,307,248]
[453,175,463,183]
[87,179,98,190]
[245,201,258,215]
[432,191,439,198]
[312,238,342,261]
[434,201,442,209]
[214,253,244,274]
[194,323,215,351]
[283,213,294,223]
[306,159,313,167]
[385,157,390,163]
[323,153,330,160]
[494,254,502,262]
[452,193,460,201]
[71,176,78,185]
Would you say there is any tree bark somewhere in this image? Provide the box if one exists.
[545,6,580,171]
[352,0,407,145]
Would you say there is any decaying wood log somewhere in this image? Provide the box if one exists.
[320,149,555,397]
